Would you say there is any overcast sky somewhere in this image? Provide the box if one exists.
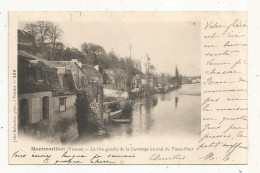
[19,21,201,76]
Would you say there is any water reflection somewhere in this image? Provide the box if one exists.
[107,83,201,139]
[175,96,179,108]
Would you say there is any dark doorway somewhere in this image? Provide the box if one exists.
[42,96,49,120]
[20,99,29,126]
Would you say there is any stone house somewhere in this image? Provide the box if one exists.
[43,59,86,90]
[82,64,103,84]
[44,59,104,120]
[18,29,35,46]
[103,69,127,91]
[18,51,78,141]
[18,50,105,133]
[132,74,143,89]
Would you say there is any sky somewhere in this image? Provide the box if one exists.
[19,20,201,76]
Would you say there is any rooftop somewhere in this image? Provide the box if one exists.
[82,64,103,77]
[18,51,76,96]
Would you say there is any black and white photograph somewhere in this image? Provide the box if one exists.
[8,11,248,165]
[0,0,256,171]
[17,19,201,144]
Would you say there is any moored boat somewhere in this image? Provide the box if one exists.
[112,119,131,123]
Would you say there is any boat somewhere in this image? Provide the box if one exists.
[112,119,131,123]
[109,110,122,119]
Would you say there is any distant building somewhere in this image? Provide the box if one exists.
[82,64,103,84]
[192,79,197,84]
[43,59,104,119]
[18,29,37,53]
[141,78,147,85]
[147,73,158,87]
[42,59,86,90]
[18,29,35,46]
[132,74,142,89]
[182,76,201,84]
[196,78,201,83]
[103,69,127,91]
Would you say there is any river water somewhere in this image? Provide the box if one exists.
[107,83,201,140]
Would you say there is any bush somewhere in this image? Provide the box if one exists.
[53,117,74,134]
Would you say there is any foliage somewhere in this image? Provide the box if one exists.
[22,21,181,90]
[53,117,74,134]
[175,66,182,85]
[75,91,105,136]
[24,21,63,45]
[81,42,106,66]
[75,92,91,136]
[24,21,63,60]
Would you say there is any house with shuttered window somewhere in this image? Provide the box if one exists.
[18,51,78,141]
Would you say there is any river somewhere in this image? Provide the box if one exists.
[106,83,201,140]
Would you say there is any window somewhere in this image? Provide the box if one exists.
[42,96,49,119]
[59,97,66,112]
[63,75,69,91]
[20,99,29,126]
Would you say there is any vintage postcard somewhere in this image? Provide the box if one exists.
[8,11,247,164]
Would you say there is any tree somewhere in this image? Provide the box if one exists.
[175,66,182,85]
[23,21,64,60]
[24,23,38,38]
[81,43,105,55]
[134,59,142,72]
[107,51,120,69]
[47,23,63,59]
[149,64,156,74]
[24,21,51,44]
[175,66,179,79]
[34,21,51,44]
[81,43,106,66]
[47,24,63,45]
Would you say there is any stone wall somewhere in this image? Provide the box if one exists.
[82,83,104,119]
[18,91,53,125]
[18,92,79,142]
[52,95,77,121]
[52,95,79,142]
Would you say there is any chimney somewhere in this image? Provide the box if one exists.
[28,60,39,67]
[94,65,99,71]
[71,59,78,63]
[78,61,82,68]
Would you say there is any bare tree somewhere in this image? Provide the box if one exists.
[35,21,51,44]
[23,21,64,59]
[47,23,63,45]
[24,23,38,38]
[47,23,63,59]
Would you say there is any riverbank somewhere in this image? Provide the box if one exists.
[83,83,200,143]
[76,83,201,143]
[129,84,181,100]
